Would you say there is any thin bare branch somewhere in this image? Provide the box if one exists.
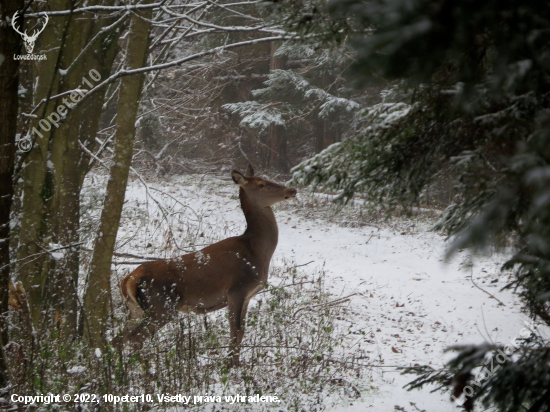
[62,11,131,76]
[75,35,286,109]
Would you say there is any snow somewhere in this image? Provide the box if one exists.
[50,252,64,261]
[103,172,549,412]
[48,242,65,260]
[318,97,360,119]
[67,366,87,374]
[275,216,519,411]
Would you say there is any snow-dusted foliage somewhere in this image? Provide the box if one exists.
[222,66,360,140]
[222,101,285,132]
[273,42,315,60]
[253,69,312,99]
[318,96,360,118]
[290,101,415,203]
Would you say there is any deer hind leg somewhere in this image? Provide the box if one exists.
[227,291,251,367]
[127,298,144,320]
[113,306,176,351]
[113,278,179,351]
[126,317,166,350]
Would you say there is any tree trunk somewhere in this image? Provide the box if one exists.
[314,72,339,152]
[13,0,120,342]
[84,2,152,349]
[267,42,288,171]
[267,124,288,171]
[0,0,24,387]
[15,1,72,329]
[46,0,120,342]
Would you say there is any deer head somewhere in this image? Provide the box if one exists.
[12,11,49,54]
[231,165,297,208]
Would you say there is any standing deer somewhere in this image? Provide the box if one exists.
[114,166,296,366]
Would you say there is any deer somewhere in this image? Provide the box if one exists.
[113,166,297,366]
[12,11,49,54]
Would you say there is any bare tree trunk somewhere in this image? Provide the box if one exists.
[0,0,24,388]
[267,42,288,171]
[314,72,339,152]
[314,120,324,153]
[13,0,119,342]
[46,1,119,342]
[84,2,152,349]
[15,1,72,329]
[267,124,288,171]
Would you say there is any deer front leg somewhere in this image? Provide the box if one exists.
[227,291,250,367]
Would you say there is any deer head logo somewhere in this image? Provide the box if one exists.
[12,11,49,54]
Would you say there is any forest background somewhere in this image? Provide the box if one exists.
[0,0,549,411]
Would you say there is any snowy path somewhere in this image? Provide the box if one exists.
[116,173,534,412]
[275,214,524,411]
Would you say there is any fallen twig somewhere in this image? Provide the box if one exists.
[470,269,506,307]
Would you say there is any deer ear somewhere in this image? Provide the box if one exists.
[231,170,247,186]
[245,165,255,177]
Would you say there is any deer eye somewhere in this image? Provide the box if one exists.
[258,184,265,188]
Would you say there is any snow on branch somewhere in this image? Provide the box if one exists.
[30,88,90,115]
[149,1,207,51]
[318,96,360,119]
[223,101,285,131]
[25,1,263,17]
[25,3,196,17]
[160,6,281,33]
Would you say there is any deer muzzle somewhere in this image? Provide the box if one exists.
[285,188,297,199]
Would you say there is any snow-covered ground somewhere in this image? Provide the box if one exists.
[101,171,545,412]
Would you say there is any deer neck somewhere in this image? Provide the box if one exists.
[240,189,279,260]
